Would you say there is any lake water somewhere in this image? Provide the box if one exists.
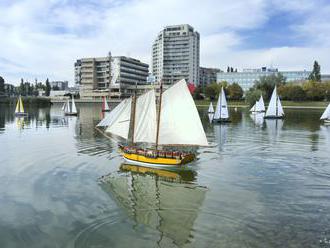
[0,103,330,248]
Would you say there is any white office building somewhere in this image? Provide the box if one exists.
[151,24,200,86]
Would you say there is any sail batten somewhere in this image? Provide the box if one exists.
[158,79,208,146]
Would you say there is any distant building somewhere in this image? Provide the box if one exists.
[151,24,200,86]
[321,74,330,81]
[74,54,149,99]
[217,67,311,91]
[4,83,16,96]
[110,56,149,98]
[199,67,221,88]
[50,81,68,90]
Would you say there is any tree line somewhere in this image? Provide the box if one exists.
[0,77,51,97]
[197,61,330,105]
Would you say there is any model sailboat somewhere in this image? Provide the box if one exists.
[264,86,284,119]
[208,102,214,113]
[320,103,330,124]
[250,95,265,113]
[213,87,230,122]
[97,79,208,166]
[64,96,78,116]
[102,96,110,112]
[14,96,27,116]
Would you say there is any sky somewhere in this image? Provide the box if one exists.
[0,0,330,85]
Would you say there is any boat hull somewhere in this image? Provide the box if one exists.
[323,119,330,124]
[122,152,195,167]
[65,112,78,116]
[264,115,284,119]
[15,112,28,116]
[213,118,231,123]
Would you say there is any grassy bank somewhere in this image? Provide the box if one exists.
[195,99,328,109]
[0,97,51,107]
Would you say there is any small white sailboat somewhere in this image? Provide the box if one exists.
[64,96,78,116]
[258,95,265,112]
[14,96,28,116]
[320,103,330,124]
[208,102,214,113]
[213,87,230,123]
[250,95,265,113]
[264,86,284,119]
[102,96,110,112]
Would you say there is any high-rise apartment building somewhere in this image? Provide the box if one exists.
[151,24,200,86]
[74,54,149,99]
[199,67,221,88]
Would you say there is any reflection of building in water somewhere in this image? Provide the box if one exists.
[99,164,206,247]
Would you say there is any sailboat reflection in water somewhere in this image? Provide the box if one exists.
[99,164,206,247]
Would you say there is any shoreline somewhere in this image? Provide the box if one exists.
[195,104,326,109]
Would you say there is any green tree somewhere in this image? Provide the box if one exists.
[205,83,221,100]
[0,76,4,93]
[227,83,243,100]
[278,84,306,101]
[302,81,325,100]
[245,88,264,107]
[45,78,51,96]
[254,73,286,99]
[309,60,321,82]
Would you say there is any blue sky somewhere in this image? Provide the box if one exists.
[0,0,330,85]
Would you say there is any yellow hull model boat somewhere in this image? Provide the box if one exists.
[97,79,208,167]
[120,146,195,167]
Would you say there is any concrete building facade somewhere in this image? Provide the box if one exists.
[74,54,149,99]
[217,67,311,91]
[50,81,68,90]
[151,24,200,86]
[199,67,221,88]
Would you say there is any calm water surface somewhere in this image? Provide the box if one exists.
[0,103,329,248]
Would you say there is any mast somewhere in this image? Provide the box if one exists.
[130,82,138,145]
[155,81,163,150]
[219,87,222,119]
[275,88,278,117]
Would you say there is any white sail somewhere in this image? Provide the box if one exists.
[208,102,214,113]
[265,86,277,117]
[320,103,330,120]
[158,79,208,146]
[65,99,70,113]
[250,103,256,112]
[71,96,77,114]
[104,98,110,111]
[259,95,265,112]
[277,96,284,116]
[19,97,24,113]
[97,99,128,127]
[214,87,229,120]
[61,102,66,111]
[134,90,157,143]
[105,98,132,139]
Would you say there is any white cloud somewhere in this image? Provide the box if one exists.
[0,0,329,85]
